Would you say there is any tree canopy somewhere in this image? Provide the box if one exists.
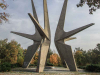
[74,44,100,67]
[0,39,24,65]
[77,0,100,14]
[0,0,9,24]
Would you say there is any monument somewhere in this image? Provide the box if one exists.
[54,0,94,71]
[11,0,94,72]
[11,0,50,73]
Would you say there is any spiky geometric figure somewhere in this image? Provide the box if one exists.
[54,0,94,71]
[11,0,95,72]
[11,0,50,72]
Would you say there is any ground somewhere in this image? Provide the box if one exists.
[0,67,100,75]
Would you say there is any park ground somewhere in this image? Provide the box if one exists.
[0,67,100,75]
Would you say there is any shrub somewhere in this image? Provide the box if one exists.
[17,57,24,67]
[29,64,36,67]
[46,62,54,66]
[78,66,86,69]
[58,64,63,67]
[11,63,20,68]
[0,62,11,72]
[34,60,38,66]
[0,64,1,72]
[85,64,100,72]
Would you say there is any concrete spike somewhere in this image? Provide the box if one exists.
[64,37,76,42]
[22,0,42,68]
[36,0,51,72]
[31,0,39,22]
[11,31,34,40]
[11,0,51,72]
[22,42,41,68]
[37,39,50,72]
[28,13,49,40]
[56,0,68,31]
[61,23,94,40]
[55,41,77,71]
[55,0,94,72]
[43,0,51,39]
[31,0,40,34]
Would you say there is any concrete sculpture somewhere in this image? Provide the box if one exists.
[11,0,95,72]
[54,0,94,71]
[11,0,50,72]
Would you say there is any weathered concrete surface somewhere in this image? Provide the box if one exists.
[11,0,94,73]
[11,0,51,71]
[54,0,94,71]
[36,0,51,72]
[11,0,42,68]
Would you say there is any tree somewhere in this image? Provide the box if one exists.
[74,47,88,66]
[30,51,39,66]
[74,50,83,66]
[77,0,100,14]
[74,44,100,67]
[0,39,24,64]
[47,49,53,59]
[0,0,9,24]
[6,40,19,64]
[50,53,59,66]
[0,39,8,62]
[91,44,100,64]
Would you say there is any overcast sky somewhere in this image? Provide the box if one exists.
[0,0,100,53]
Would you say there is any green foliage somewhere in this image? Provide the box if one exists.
[17,57,24,67]
[0,62,11,72]
[86,64,100,72]
[0,59,1,64]
[77,0,100,14]
[11,63,19,68]
[78,66,86,69]
[74,44,100,67]
[0,64,1,71]
[58,64,63,67]
[29,64,36,67]
[17,47,24,59]
[74,47,87,66]
[0,39,24,65]
[17,47,24,67]
[47,49,53,59]
[0,0,10,24]
[46,62,54,66]
[33,60,38,66]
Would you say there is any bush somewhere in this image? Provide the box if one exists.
[11,63,20,68]
[17,57,24,67]
[34,60,38,66]
[85,64,100,72]
[78,66,86,69]
[58,64,63,67]
[0,64,1,71]
[0,62,11,72]
[46,62,54,66]
[29,64,36,67]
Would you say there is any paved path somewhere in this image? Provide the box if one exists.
[0,67,100,75]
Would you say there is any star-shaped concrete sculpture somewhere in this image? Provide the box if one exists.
[54,0,94,71]
[11,0,50,72]
[11,0,95,72]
